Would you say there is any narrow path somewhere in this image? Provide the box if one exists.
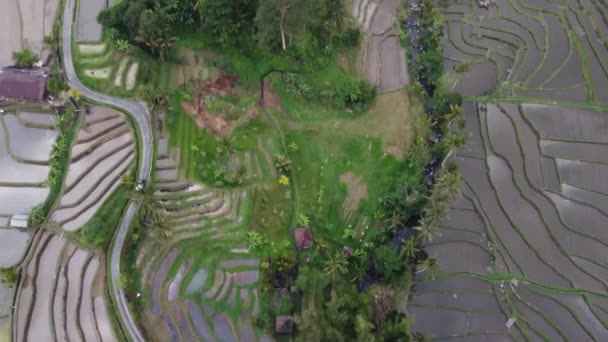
[61,0,152,340]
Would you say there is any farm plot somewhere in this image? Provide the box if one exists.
[440,0,608,104]
[51,106,135,232]
[0,0,60,67]
[136,124,270,341]
[352,0,409,91]
[0,111,59,266]
[76,0,107,42]
[408,102,608,339]
[13,230,117,342]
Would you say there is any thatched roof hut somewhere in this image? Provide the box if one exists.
[294,227,313,250]
[275,315,293,334]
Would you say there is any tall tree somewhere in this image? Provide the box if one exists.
[255,0,312,50]
[452,61,471,90]
[137,2,177,60]
[414,217,441,243]
[417,256,439,280]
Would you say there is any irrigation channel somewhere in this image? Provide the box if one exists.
[61,0,152,340]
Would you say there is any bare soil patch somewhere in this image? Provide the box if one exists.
[336,89,414,158]
[339,172,368,220]
[182,73,260,136]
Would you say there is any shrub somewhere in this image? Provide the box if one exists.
[336,28,361,47]
[431,87,462,116]
[418,50,444,91]
[0,267,19,285]
[334,75,376,112]
[48,75,68,94]
[11,48,38,68]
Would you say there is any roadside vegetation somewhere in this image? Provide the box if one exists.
[29,103,80,228]
[76,183,132,248]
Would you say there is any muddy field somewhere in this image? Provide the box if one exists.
[408,102,608,339]
[0,0,59,66]
[441,0,608,104]
[13,230,117,342]
[76,0,107,42]
[51,106,135,232]
[352,0,409,91]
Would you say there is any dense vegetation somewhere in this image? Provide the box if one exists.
[76,183,132,248]
[11,48,38,68]
[96,0,466,340]
[99,0,348,59]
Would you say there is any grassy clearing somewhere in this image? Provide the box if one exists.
[166,92,280,187]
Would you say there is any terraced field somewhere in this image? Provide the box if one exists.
[409,102,608,340]
[76,0,107,42]
[351,0,410,91]
[135,118,271,341]
[51,106,135,232]
[76,42,141,92]
[441,0,608,103]
[13,230,117,342]
[0,111,59,266]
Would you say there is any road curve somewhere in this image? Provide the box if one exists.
[62,0,151,340]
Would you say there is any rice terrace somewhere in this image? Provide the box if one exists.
[0,0,607,340]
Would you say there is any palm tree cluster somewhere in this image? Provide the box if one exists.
[133,187,172,243]
[414,166,462,244]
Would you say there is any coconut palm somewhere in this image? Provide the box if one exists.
[216,135,237,172]
[274,154,292,174]
[417,256,439,280]
[441,133,468,168]
[387,210,406,232]
[414,218,441,243]
[294,307,323,341]
[424,194,449,227]
[400,238,419,261]
[443,104,465,129]
[452,61,471,90]
[323,251,348,284]
[436,169,462,199]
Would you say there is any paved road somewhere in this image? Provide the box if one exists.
[62,0,151,340]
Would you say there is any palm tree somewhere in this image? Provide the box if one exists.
[436,169,462,199]
[323,251,348,284]
[387,210,406,232]
[443,104,465,129]
[216,135,237,172]
[400,238,419,261]
[452,60,471,90]
[414,218,441,243]
[417,256,439,280]
[424,194,449,227]
[441,133,468,168]
[294,307,323,341]
[274,154,292,174]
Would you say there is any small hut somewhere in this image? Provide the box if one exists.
[275,315,294,335]
[294,227,313,250]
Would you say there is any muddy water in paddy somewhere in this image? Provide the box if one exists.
[0,187,49,216]
[3,115,57,162]
[0,229,30,267]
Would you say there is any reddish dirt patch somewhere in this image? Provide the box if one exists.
[182,73,260,136]
[262,83,282,110]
